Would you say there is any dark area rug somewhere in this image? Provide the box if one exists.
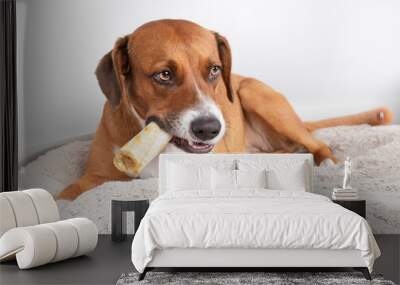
[116,272,396,285]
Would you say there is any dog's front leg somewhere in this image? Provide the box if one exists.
[57,174,122,200]
[238,78,337,165]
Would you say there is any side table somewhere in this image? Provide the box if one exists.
[332,199,366,218]
[111,199,149,241]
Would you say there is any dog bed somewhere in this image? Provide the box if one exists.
[19,125,400,234]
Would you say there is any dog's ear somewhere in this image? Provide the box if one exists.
[95,36,130,106]
[214,33,233,103]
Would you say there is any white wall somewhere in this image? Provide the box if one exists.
[17,0,400,164]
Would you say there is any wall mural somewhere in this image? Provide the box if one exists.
[19,19,399,234]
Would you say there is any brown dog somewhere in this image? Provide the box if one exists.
[58,19,393,200]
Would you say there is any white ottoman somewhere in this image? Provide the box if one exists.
[0,189,98,269]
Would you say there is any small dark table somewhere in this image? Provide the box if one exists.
[332,200,366,218]
[111,199,150,241]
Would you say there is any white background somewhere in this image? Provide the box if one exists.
[17,0,400,164]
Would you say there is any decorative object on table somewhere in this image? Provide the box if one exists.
[332,157,359,200]
[332,187,359,200]
[333,200,366,218]
[0,189,98,269]
[343,156,353,189]
[116,271,394,285]
[111,199,149,242]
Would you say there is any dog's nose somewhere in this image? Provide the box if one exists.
[190,116,221,141]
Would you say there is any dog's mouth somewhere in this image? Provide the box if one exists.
[171,136,214,153]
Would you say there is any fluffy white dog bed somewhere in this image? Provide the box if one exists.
[19,125,400,234]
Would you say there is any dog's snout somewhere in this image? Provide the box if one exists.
[190,117,221,141]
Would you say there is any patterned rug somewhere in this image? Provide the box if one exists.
[116,272,396,285]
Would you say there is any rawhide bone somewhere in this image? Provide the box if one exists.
[113,122,172,177]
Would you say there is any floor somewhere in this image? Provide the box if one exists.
[0,235,133,285]
[0,235,399,285]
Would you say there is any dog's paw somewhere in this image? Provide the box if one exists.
[313,146,338,166]
[57,184,83,201]
[369,107,393,125]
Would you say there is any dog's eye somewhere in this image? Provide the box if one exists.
[208,66,221,80]
[153,70,173,84]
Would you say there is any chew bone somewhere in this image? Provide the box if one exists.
[113,122,172,177]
